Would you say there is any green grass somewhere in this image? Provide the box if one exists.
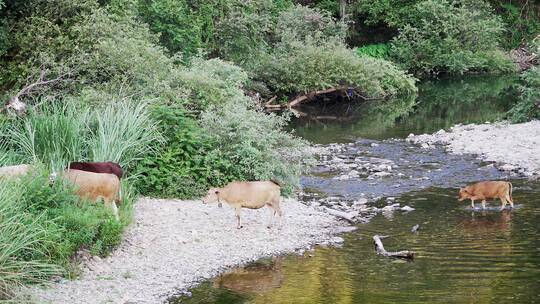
[0,179,60,299]
[0,102,153,299]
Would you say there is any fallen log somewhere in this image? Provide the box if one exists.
[288,86,348,108]
[373,235,415,259]
[324,207,359,223]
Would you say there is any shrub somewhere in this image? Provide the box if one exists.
[213,1,274,65]
[257,37,417,99]
[356,43,390,59]
[137,0,203,57]
[507,66,540,122]
[200,99,314,193]
[134,105,237,198]
[389,0,515,76]
[176,57,250,111]
[275,5,347,43]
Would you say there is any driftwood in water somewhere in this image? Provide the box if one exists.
[373,235,415,259]
[287,86,349,108]
[324,207,358,223]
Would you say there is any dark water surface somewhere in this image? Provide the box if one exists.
[291,75,518,143]
[172,76,540,303]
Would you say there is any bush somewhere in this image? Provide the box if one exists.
[200,99,314,193]
[257,37,417,99]
[213,0,275,65]
[356,43,390,59]
[175,57,250,111]
[389,0,515,76]
[134,105,237,198]
[507,66,540,122]
[275,5,347,43]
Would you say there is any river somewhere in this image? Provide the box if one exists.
[170,75,540,303]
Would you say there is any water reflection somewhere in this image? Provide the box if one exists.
[213,257,284,294]
[457,210,513,237]
[291,75,518,143]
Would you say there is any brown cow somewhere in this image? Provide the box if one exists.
[458,181,514,210]
[68,162,123,180]
[202,181,282,229]
[52,169,121,220]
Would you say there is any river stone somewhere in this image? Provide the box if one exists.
[499,164,517,171]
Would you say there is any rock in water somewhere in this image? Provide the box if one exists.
[411,224,420,233]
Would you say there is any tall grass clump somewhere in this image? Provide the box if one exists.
[8,105,88,171]
[89,102,161,169]
[0,180,60,299]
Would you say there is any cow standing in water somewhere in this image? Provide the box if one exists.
[202,181,283,229]
[458,181,514,210]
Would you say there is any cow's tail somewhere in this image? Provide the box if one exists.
[270,179,281,187]
[508,181,513,202]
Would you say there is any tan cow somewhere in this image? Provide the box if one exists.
[0,164,33,178]
[202,181,282,229]
[53,169,121,220]
[458,181,514,210]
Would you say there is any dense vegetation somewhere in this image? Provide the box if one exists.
[0,0,538,299]
[507,39,540,122]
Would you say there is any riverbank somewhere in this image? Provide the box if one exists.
[27,198,348,304]
[408,120,540,176]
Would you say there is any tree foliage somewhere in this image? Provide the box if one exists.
[389,0,515,76]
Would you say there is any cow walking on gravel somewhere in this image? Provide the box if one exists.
[202,181,283,229]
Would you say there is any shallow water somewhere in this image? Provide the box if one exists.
[171,75,540,303]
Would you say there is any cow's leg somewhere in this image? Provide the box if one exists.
[235,207,243,229]
[272,200,283,228]
[105,200,120,221]
[499,196,507,211]
[481,200,486,210]
[506,193,514,208]
[470,199,475,208]
[266,204,275,229]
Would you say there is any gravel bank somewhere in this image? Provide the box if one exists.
[30,198,347,304]
[408,121,540,176]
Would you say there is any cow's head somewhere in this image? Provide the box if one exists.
[202,188,222,207]
[458,187,470,201]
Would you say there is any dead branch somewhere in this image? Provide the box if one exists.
[264,96,278,106]
[263,86,388,110]
[373,235,415,259]
[288,86,348,108]
[3,69,67,115]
